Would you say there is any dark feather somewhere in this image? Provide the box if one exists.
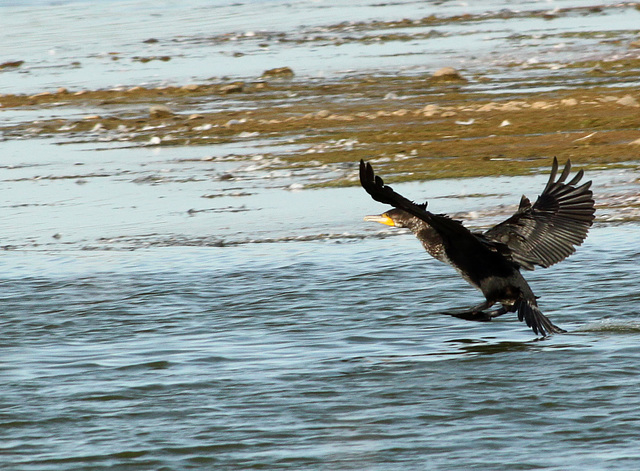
[359,160,470,239]
[515,298,565,336]
[483,157,595,269]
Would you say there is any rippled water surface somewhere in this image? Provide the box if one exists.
[2,227,640,470]
[3,0,640,469]
[3,0,640,92]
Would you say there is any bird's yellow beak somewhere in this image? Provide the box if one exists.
[363,213,395,226]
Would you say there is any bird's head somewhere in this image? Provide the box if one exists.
[363,208,414,228]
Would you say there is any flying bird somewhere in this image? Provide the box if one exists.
[360,158,595,336]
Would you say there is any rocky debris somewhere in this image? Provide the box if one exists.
[132,56,171,63]
[262,67,294,78]
[476,103,497,112]
[149,104,175,118]
[0,60,24,69]
[181,84,200,92]
[531,101,553,109]
[430,67,467,83]
[561,98,578,106]
[422,104,439,116]
[220,82,244,94]
[617,95,639,107]
[29,91,53,99]
[326,114,355,121]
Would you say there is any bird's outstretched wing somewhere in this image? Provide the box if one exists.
[484,157,595,270]
[359,159,471,239]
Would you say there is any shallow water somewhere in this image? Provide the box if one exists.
[3,0,640,469]
[3,0,640,93]
[2,226,640,470]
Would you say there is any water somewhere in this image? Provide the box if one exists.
[2,228,640,470]
[3,0,640,93]
[3,0,640,469]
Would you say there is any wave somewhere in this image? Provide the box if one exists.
[90,230,403,249]
[574,318,640,333]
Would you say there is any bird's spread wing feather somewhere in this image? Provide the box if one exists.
[516,298,565,336]
[484,157,595,270]
[359,159,471,239]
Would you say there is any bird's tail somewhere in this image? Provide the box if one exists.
[515,298,565,336]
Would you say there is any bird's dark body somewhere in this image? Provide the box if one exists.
[360,158,595,336]
[398,211,533,311]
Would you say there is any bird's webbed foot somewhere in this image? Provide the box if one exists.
[439,304,508,323]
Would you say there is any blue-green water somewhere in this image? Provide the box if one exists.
[2,227,640,469]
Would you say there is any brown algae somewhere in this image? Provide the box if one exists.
[1,67,640,187]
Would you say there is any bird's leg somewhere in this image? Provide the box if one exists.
[439,300,504,322]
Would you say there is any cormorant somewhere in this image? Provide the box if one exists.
[360,158,595,336]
